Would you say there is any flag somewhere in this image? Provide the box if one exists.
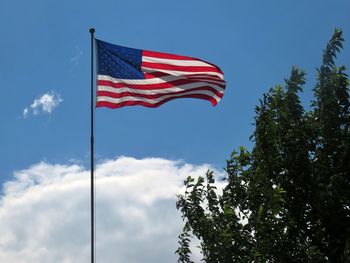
[95,39,226,109]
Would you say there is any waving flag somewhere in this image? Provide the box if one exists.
[95,39,226,109]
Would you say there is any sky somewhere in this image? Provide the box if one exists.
[0,0,349,262]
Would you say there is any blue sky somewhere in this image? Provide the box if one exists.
[1,0,349,182]
[0,1,350,262]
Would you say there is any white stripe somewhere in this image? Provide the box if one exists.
[167,74,225,85]
[98,74,178,85]
[98,74,226,86]
[141,67,224,79]
[142,56,214,68]
[98,82,224,95]
[97,90,221,104]
[145,71,226,85]
[186,74,225,81]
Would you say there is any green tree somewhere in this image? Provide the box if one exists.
[176,29,350,262]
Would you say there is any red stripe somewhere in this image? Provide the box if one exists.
[97,87,224,100]
[185,73,224,80]
[97,79,225,91]
[183,75,226,83]
[96,94,218,109]
[143,50,195,60]
[143,71,224,83]
[141,61,222,74]
[143,50,224,74]
[144,71,169,79]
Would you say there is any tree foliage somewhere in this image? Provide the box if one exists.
[176,29,350,262]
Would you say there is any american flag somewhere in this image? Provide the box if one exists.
[95,39,226,109]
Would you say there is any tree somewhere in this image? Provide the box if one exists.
[176,29,350,262]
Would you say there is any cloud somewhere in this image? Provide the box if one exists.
[70,46,83,65]
[0,157,224,263]
[23,91,63,118]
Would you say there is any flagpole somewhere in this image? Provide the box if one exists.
[89,27,95,263]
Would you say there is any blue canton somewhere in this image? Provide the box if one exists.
[96,39,144,79]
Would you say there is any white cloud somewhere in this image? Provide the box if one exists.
[0,157,224,263]
[23,91,63,118]
[70,46,83,65]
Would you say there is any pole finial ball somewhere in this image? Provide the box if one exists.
[89,28,95,34]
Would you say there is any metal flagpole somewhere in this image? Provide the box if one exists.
[89,27,95,263]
